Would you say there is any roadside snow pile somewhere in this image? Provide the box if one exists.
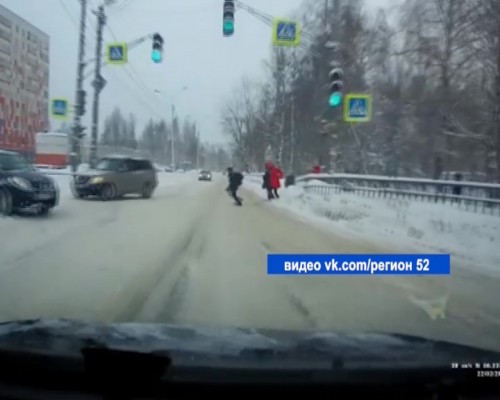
[245,180,500,274]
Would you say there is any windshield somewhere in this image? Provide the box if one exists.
[94,158,124,171]
[1,0,500,365]
[0,153,31,171]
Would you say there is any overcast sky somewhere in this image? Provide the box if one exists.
[0,0,398,145]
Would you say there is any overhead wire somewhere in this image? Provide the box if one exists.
[59,0,94,55]
[237,1,317,41]
[59,0,79,26]
[80,1,321,123]
[107,0,136,16]
[236,1,321,58]
[105,25,156,98]
[82,9,166,121]
[104,23,169,120]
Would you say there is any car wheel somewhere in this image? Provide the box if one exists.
[73,190,84,199]
[141,183,153,199]
[0,188,13,216]
[100,184,116,201]
[38,205,51,216]
[70,180,84,199]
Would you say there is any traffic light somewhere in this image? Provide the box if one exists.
[328,67,344,107]
[152,33,164,63]
[75,89,86,117]
[223,0,235,36]
[74,125,86,139]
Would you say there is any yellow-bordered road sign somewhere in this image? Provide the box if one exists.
[343,93,372,123]
[51,98,69,120]
[106,42,128,65]
[272,19,301,47]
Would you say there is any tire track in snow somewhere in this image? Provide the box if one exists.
[259,240,318,329]
[122,183,220,323]
[287,292,317,329]
[112,225,197,323]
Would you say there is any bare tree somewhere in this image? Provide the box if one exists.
[473,0,500,180]
[220,0,495,180]
[221,77,261,170]
[401,0,480,174]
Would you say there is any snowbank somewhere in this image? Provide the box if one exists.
[305,179,331,186]
[245,180,500,275]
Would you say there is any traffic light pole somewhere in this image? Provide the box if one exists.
[89,5,106,168]
[321,0,341,170]
[71,0,87,173]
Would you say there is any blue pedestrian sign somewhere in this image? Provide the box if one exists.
[106,42,128,65]
[272,19,301,47]
[344,93,372,123]
[51,98,69,120]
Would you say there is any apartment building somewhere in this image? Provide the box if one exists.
[0,3,49,157]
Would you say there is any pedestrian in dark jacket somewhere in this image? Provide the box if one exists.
[452,172,463,203]
[452,172,462,195]
[263,166,274,200]
[226,167,243,206]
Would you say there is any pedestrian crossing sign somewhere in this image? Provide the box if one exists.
[51,98,69,120]
[272,19,301,47]
[343,93,372,123]
[106,43,128,65]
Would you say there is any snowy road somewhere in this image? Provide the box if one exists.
[0,172,499,352]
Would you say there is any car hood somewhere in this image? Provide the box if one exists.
[0,319,497,367]
[3,170,53,184]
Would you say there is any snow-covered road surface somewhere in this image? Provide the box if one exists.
[0,173,499,352]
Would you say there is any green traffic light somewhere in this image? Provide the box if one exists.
[329,92,342,107]
[152,49,162,63]
[223,20,234,35]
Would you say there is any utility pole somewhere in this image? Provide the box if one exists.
[71,0,87,173]
[171,105,176,169]
[89,5,107,168]
[196,131,200,170]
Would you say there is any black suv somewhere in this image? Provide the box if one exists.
[0,150,59,216]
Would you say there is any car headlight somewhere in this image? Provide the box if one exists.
[89,176,104,184]
[7,177,33,191]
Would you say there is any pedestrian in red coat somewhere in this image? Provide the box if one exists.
[269,164,283,199]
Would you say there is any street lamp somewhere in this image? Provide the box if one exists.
[154,86,188,169]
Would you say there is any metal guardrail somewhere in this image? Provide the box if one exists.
[296,173,500,191]
[297,174,500,216]
[245,172,500,214]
